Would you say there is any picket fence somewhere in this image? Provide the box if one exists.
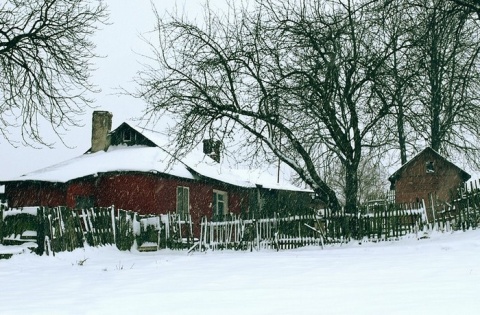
[196,214,324,251]
[0,206,194,256]
[195,203,428,251]
[323,202,428,242]
[3,188,480,255]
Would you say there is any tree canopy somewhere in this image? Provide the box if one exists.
[136,0,480,211]
[0,0,108,146]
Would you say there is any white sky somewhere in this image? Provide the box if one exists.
[1,1,225,179]
[1,1,477,182]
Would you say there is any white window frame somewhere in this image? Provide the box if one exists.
[123,129,134,142]
[213,189,228,218]
[176,186,190,215]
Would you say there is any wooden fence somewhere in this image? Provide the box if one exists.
[4,189,480,255]
[197,214,323,251]
[428,180,480,232]
[323,202,427,243]
[196,204,427,251]
[0,206,194,255]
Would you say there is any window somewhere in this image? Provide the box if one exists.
[123,129,134,142]
[426,161,435,173]
[213,190,228,219]
[75,195,95,209]
[176,186,190,215]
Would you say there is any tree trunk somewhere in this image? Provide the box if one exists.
[397,101,408,165]
[344,164,359,213]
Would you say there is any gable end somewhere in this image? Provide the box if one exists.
[109,123,157,147]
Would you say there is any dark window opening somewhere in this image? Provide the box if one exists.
[176,186,190,216]
[75,195,95,209]
[426,161,435,173]
[213,190,228,220]
[123,130,134,142]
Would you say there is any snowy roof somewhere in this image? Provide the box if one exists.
[5,145,194,183]
[388,147,471,182]
[2,122,310,192]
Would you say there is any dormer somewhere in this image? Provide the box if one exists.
[109,123,156,147]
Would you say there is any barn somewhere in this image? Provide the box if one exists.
[388,147,471,206]
[1,111,312,235]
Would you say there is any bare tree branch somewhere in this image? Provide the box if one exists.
[0,0,108,146]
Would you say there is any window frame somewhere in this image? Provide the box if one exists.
[426,161,435,173]
[123,129,134,142]
[213,189,228,219]
[176,186,190,215]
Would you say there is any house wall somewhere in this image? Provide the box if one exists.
[67,179,97,208]
[5,182,66,208]
[5,173,256,237]
[95,174,160,212]
[64,173,250,237]
[394,151,465,204]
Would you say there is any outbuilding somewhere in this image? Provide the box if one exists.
[388,147,471,206]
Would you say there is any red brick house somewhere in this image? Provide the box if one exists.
[388,147,471,206]
[1,112,312,235]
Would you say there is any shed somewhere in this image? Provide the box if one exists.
[388,147,471,205]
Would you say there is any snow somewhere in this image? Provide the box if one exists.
[1,230,480,314]
[4,146,195,183]
[2,207,38,217]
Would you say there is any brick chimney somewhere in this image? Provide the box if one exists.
[203,139,222,163]
[91,111,112,153]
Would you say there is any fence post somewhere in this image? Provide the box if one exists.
[0,204,3,244]
[35,207,45,255]
[110,206,116,244]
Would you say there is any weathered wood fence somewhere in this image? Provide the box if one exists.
[0,206,194,255]
[197,203,427,251]
[428,180,480,232]
[323,202,427,243]
[4,188,480,255]
[197,214,323,251]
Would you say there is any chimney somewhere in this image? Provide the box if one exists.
[203,139,222,163]
[91,111,112,153]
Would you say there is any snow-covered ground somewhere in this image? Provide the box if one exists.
[1,230,479,315]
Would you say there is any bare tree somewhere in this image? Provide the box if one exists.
[317,148,390,206]
[136,0,401,212]
[0,0,108,146]
[410,0,480,165]
[449,0,480,18]
[368,0,422,165]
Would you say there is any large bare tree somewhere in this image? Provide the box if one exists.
[136,0,401,212]
[449,0,480,17]
[409,0,480,165]
[0,0,108,146]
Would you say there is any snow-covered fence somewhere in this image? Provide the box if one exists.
[0,206,196,255]
[323,203,426,243]
[76,207,116,247]
[430,181,480,232]
[197,204,428,251]
[198,214,324,251]
[0,207,38,250]
[161,213,194,250]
